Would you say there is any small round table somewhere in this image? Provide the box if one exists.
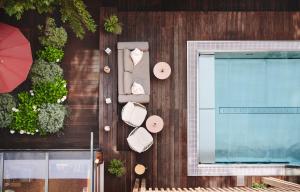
[153,62,171,80]
[146,115,164,133]
[134,164,146,175]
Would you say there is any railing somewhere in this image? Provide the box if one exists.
[0,132,104,192]
[262,177,300,191]
[133,177,300,192]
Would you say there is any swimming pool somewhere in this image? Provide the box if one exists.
[198,51,300,164]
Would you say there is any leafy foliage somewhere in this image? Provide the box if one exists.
[33,78,68,105]
[37,46,64,63]
[38,17,68,48]
[0,0,56,19]
[0,94,16,128]
[11,92,38,134]
[0,0,96,39]
[30,59,63,86]
[10,78,67,135]
[252,183,267,189]
[108,159,126,177]
[38,103,67,134]
[104,15,122,35]
[59,0,96,39]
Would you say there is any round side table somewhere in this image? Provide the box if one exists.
[146,115,164,133]
[134,164,146,175]
[153,62,171,80]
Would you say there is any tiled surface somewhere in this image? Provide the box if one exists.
[187,41,300,176]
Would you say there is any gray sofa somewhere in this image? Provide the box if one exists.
[117,42,150,103]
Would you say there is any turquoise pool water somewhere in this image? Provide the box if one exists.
[215,55,300,163]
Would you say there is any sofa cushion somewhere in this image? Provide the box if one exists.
[131,82,145,95]
[118,50,125,94]
[130,48,143,65]
[132,51,150,95]
[118,42,149,51]
[124,72,133,94]
[119,94,150,103]
[124,49,134,72]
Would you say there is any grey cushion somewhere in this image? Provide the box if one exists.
[124,49,134,72]
[132,52,150,95]
[119,94,150,103]
[124,72,133,94]
[118,42,149,51]
[118,50,124,94]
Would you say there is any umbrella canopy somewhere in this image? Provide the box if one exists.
[0,22,33,93]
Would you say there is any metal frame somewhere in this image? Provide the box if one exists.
[90,132,94,192]
[45,152,49,192]
[0,141,98,192]
[187,41,300,176]
[0,152,3,192]
[0,150,96,192]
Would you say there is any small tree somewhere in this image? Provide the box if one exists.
[108,159,126,177]
[0,0,96,39]
[104,15,122,35]
[38,17,68,48]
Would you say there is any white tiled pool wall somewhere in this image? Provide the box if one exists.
[187,41,300,176]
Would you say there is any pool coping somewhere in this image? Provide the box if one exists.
[187,41,300,176]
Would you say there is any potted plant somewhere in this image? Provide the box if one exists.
[108,159,125,177]
[252,182,267,189]
[104,15,122,35]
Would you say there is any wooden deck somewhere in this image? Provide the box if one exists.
[1,1,300,191]
[99,8,300,192]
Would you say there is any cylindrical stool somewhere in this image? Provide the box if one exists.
[134,164,146,175]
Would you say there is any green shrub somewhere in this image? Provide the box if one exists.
[38,17,68,48]
[104,15,122,35]
[10,79,67,135]
[252,183,267,189]
[1,0,96,39]
[33,78,68,105]
[0,94,16,128]
[11,92,38,135]
[108,159,126,177]
[38,103,67,134]
[37,46,64,63]
[30,59,63,86]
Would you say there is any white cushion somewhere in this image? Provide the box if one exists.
[130,48,143,65]
[121,102,135,122]
[127,127,153,153]
[130,106,147,126]
[131,82,145,95]
[121,102,147,127]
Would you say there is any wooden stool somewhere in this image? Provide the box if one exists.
[134,164,146,175]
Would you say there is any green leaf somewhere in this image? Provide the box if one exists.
[36,46,64,63]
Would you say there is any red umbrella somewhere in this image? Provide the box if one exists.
[0,22,33,93]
